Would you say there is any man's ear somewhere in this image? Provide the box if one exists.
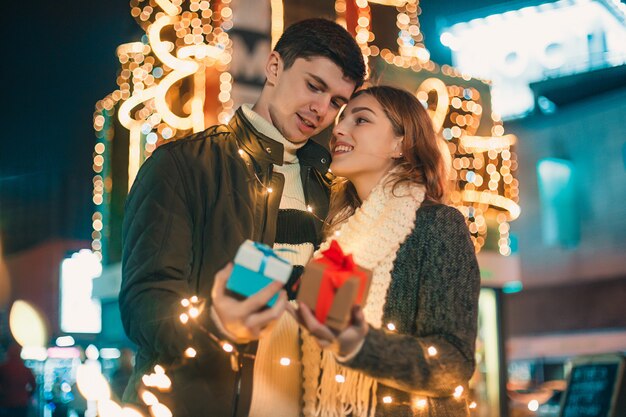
[265,51,283,86]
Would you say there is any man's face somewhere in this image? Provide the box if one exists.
[268,56,357,145]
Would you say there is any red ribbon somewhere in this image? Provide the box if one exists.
[314,240,368,324]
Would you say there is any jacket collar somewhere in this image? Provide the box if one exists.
[229,108,284,166]
[228,107,332,173]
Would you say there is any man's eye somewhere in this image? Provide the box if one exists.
[308,82,321,92]
[331,100,341,109]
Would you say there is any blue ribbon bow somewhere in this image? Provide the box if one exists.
[251,241,296,274]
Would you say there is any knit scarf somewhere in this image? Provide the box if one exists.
[302,174,426,417]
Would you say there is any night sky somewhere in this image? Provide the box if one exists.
[0,0,540,254]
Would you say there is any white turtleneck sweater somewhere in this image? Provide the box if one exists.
[241,104,317,417]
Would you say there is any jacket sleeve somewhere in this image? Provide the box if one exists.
[343,206,481,398]
[119,147,218,359]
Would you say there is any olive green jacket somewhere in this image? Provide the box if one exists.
[119,108,331,416]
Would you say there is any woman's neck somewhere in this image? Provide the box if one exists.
[351,170,392,202]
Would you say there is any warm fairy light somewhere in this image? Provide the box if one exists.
[222,342,234,353]
[270,0,285,48]
[141,390,159,406]
[185,347,197,358]
[97,399,122,417]
[76,364,111,401]
[267,187,274,194]
[386,323,396,331]
[9,300,48,348]
[179,313,189,324]
[181,299,190,307]
[335,374,346,383]
[453,385,464,399]
[279,357,291,366]
[121,408,144,417]
[528,399,539,412]
[142,370,172,391]
[238,149,245,156]
[469,401,477,409]
[352,0,519,253]
[427,346,438,356]
[190,296,199,303]
[461,135,517,152]
[150,403,173,417]
[415,398,427,409]
[307,205,313,213]
[334,231,341,237]
[382,396,393,404]
[188,307,200,318]
[461,190,521,221]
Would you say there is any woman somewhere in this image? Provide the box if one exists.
[297,86,480,417]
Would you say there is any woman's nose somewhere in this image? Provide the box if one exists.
[332,122,346,138]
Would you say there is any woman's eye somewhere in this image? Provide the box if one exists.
[356,117,368,124]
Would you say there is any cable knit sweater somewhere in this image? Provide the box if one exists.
[358,203,480,416]
[304,200,481,417]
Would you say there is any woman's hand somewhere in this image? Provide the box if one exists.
[294,303,369,358]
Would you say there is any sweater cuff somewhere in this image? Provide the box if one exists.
[334,337,366,363]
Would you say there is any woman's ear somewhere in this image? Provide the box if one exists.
[265,51,283,86]
[392,137,404,159]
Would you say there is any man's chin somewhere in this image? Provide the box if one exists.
[286,130,310,145]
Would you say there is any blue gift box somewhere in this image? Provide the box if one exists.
[226,240,293,307]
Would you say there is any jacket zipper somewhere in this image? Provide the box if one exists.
[258,164,272,241]
[230,351,243,417]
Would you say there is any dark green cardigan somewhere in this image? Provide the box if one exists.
[343,204,481,417]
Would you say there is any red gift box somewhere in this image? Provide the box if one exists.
[297,240,372,331]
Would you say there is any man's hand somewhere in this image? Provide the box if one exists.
[211,263,287,344]
[295,303,368,358]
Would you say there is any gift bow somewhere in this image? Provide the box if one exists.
[315,240,367,324]
[251,241,294,275]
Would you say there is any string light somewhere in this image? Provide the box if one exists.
[236,148,331,226]
[335,374,346,383]
[427,346,438,356]
[188,307,200,318]
[279,357,291,366]
[453,385,464,399]
[386,322,396,331]
[141,390,159,406]
[221,342,234,353]
[469,401,477,409]
[150,403,173,417]
[414,398,427,409]
[185,347,197,358]
[190,295,199,303]
[347,0,519,253]
[382,396,393,404]
[179,313,189,324]
[181,299,190,307]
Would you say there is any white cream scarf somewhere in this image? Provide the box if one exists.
[302,175,426,417]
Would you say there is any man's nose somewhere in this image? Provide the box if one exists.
[310,95,331,119]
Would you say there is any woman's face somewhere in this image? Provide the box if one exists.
[330,94,402,182]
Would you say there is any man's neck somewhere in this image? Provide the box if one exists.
[241,104,303,164]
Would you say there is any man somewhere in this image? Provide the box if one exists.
[120,18,365,417]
